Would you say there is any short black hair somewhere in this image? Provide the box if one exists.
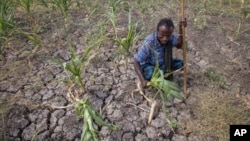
[157,18,174,31]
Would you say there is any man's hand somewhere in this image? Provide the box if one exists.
[179,18,187,29]
[141,79,149,89]
[175,18,187,49]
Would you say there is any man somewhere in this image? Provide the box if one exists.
[134,18,187,89]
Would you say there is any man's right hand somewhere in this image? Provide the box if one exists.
[141,79,149,89]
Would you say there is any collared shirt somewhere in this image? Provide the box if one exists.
[134,32,179,70]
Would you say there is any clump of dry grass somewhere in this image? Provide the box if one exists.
[186,90,250,141]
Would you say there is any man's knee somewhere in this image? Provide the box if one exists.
[172,59,183,70]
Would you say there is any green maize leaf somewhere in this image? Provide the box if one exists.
[86,117,96,135]
[69,48,77,62]
[169,90,183,100]
[87,105,119,131]
[81,123,88,140]
[83,110,97,141]
[76,100,87,116]
[164,81,180,90]
[37,0,48,7]
[83,131,92,141]
[50,57,63,66]
[62,62,67,68]
[75,76,83,87]
[82,47,92,60]
[64,64,77,75]
[27,35,41,47]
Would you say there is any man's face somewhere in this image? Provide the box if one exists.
[157,25,173,45]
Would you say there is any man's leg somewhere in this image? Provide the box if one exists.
[140,64,155,81]
[172,59,183,70]
[165,59,183,81]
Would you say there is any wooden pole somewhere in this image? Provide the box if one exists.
[181,0,187,97]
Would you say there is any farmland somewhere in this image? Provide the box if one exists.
[0,0,250,141]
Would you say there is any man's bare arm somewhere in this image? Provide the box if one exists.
[133,58,148,88]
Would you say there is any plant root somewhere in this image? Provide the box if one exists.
[148,100,157,124]
[126,102,149,112]
[131,80,152,103]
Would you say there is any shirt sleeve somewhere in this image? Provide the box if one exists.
[171,35,178,47]
[134,41,150,65]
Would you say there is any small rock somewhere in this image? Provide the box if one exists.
[47,82,58,89]
[121,121,135,132]
[139,111,148,120]
[42,90,55,100]
[122,132,134,141]
[24,88,35,97]
[39,88,48,95]
[37,109,50,120]
[19,118,30,129]
[0,80,8,91]
[146,126,157,138]
[96,91,108,99]
[111,90,117,95]
[133,119,146,132]
[36,131,50,141]
[91,98,103,109]
[51,96,68,107]
[151,118,165,128]
[110,130,123,140]
[5,137,21,141]
[51,132,64,140]
[119,65,127,74]
[172,135,187,141]
[28,113,37,122]
[126,111,139,122]
[135,134,149,141]
[100,126,111,136]
[36,119,48,133]
[160,126,172,137]
[98,68,110,74]
[88,85,103,91]
[197,59,209,69]
[64,127,81,141]
[111,110,123,121]
[22,123,36,140]
[9,128,20,137]
[114,89,124,100]
[105,95,114,104]
[168,107,178,117]
[111,70,120,77]
[50,110,65,129]
[40,72,54,82]
[120,74,129,81]
[54,126,63,133]
[7,80,22,92]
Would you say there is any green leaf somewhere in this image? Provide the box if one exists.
[27,35,41,47]
[87,105,119,131]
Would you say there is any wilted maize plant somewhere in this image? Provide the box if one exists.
[147,48,184,129]
[75,99,119,141]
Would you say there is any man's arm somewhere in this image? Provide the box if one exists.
[175,35,183,49]
[134,58,148,88]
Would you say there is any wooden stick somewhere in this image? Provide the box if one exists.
[181,0,187,98]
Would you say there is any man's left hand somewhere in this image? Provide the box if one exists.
[179,18,187,28]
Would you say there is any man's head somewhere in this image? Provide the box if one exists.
[157,18,174,45]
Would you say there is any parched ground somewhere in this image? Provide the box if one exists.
[0,1,250,141]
